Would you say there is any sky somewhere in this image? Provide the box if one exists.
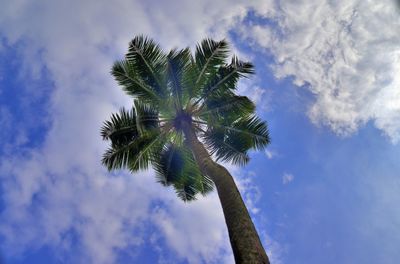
[0,0,399,263]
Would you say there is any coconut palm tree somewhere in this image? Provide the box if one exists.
[101,36,270,263]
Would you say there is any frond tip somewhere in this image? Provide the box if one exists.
[100,107,138,143]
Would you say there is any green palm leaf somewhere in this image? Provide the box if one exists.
[102,130,167,172]
[181,55,199,105]
[198,95,255,119]
[101,107,138,146]
[154,143,185,185]
[191,39,229,99]
[214,115,270,150]
[111,60,161,103]
[166,48,192,108]
[133,100,160,134]
[193,56,254,108]
[154,143,213,201]
[201,115,270,166]
[203,127,250,166]
[126,35,167,98]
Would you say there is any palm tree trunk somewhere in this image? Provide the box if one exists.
[183,124,270,264]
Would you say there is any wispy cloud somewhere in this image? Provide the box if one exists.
[282,173,294,185]
[265,149,277,159]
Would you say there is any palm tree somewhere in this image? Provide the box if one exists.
[101,36,270,263]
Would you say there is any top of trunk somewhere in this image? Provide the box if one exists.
[173,110,192,131]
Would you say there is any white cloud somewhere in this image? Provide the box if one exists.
[282,173,294,185]
[243,0,400,143]
[0,0,277,263]
[150,194,233,264]
[0,152,157,263]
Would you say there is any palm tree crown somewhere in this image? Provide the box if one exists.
[101,36,270,202]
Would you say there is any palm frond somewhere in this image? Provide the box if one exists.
[191,39,229,99]
[173,179,198,202]
[193,172,214,195]
[197,95,255,118]
[172,164,214,202]
[192,57,254,108]
[101,107,138,146]
[126,35,167,98]
[181,55,199,105]
[102,130,166,172]
[133,100,160,134]
[154,144,185,185]
[166,48,192,108]
[203,115,270,163]
[154,143,214,201]
[203,127,250,166]
[111,60,161,103]
[218,115,270,150]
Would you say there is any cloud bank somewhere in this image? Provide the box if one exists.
[244,0,400,142]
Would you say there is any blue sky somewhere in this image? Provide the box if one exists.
[1,1,400,263]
